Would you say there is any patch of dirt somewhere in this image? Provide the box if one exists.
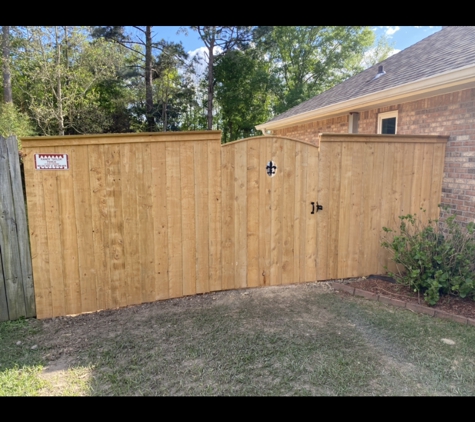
[33,284,330,362]
[342,276,475,320]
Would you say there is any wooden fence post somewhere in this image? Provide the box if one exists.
[0,135,36,321]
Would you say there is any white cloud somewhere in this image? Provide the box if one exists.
[187,46,223,79]
[187,46,223,61]
[385,26,400,36]
[361,47,400,69]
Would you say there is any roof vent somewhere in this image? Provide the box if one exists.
[372,65,386,80]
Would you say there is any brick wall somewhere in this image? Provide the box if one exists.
[273,87,475,224]
[274,116,349,145]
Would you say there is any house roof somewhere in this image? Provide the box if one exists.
[257,26,475,131]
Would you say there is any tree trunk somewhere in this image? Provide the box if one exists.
[162,97,167,132]
[207,35,215,130]
[145,26,155,132]
[55,27,65,136]
[2,26,12,104]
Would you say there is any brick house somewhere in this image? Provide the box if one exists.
[256,26,475,224]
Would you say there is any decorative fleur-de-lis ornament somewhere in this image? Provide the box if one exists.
[266,160,277,177]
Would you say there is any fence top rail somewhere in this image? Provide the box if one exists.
[221,135,320,148]
[20,131,222,148]
[318,133,449,143]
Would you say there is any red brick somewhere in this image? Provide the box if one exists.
[275,87,475,223]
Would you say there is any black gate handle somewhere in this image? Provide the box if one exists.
[311,202,323,214]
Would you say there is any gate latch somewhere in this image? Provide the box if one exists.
[311,202,323,214]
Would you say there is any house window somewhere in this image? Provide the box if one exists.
[377,111,398,134]
[348,112,359,134]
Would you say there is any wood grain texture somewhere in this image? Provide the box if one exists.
[23,146,53,318]
[282,140,296,285]
[234,141,248,288]
[0,139,26,320]
[56,146,81,315]
[166,142,183,299]
[6,137,35,317]
[221,144,235,290]
[19,133,447,319]
[327,142,342,280]
[208,140,222,292]
[194,140,209,294]
[270,138,284,285]
[151,142,169,300]
[247,140,260,288]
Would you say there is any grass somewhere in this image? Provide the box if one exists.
[0,318,47,396]
[1,283,475,395]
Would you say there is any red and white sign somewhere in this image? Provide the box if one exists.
[34,154,69,170]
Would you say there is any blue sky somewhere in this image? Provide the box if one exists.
[153,26,442,55]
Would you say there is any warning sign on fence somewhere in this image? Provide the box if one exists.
[34,154,69,170]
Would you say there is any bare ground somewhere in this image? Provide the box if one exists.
[7,280,475,396]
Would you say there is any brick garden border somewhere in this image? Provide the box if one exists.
[331,282,475,327]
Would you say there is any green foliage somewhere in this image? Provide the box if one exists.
[255,26,375,115]
[360,34,396,69]
[11,26,129,135]
[381,210,475,305]
[214,49,273,142]
[0,102,35,140]
[2,26,394,137]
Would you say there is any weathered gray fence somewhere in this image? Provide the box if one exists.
[0,135,35,321]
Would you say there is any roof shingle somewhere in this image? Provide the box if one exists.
[268,26,475,123]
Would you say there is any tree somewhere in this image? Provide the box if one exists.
[257,26,375,114]
[13,26,126,135]
[2,26,12,104]
[360,34,396,69]
[93,26,186,132]
[153,42,188,131]
[214,49,273,142]
[191,26,253,130]
[1,26,34,139]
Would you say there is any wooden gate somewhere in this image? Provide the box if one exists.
[221,136,321,289]
[220,134,448,287]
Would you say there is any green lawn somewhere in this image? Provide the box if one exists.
[1,282,475,396]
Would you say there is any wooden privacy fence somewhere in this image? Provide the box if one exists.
[21,131,448,319]
[21,132,221,319]
[0,136,35,321]
[222,134,448,288]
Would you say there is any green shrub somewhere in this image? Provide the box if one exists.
[0,103,35,145]
[381,210,475,305]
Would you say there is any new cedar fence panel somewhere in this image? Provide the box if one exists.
[319,134,448,278]
[21,132,222,319]
[20,132,447,319]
